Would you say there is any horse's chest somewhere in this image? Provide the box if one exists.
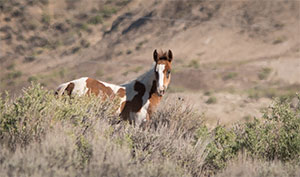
[130,100,150,125]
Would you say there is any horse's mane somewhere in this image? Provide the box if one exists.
[121,63,155,86]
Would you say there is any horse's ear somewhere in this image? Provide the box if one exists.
[168,50,173,62]
[153,49,158,62]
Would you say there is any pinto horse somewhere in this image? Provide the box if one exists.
[55,49,173,125]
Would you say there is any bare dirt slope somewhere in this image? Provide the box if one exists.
[1,0,299,125]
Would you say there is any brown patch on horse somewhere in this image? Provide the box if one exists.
[86,78,114,98]
[120,81,145,122]
[65,82,75,96]
[154,49,173,63]
[120,101,126,114]
[157,60,172,70]
[117,88,126,97]
[147,80,162,118]
[116,88,126,112]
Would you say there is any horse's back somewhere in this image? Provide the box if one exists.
[55,77,89,96]
[55,77,126,98]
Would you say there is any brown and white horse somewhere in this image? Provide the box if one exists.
[55,49,173,125]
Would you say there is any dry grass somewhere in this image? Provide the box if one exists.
[215,155,300,177]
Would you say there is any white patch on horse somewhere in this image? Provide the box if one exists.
[56,83,69,95]
[101,81,124,94]
[156,64,165,90]
[98,80,127,114]
[71,77,89,96]
[135,100,150,126]
[55,77,88,96]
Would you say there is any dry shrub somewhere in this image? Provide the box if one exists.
[215,154,300,177]
[104,98,209,177]
[0,84,208,177]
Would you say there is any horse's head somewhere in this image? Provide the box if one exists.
[153,49,173,96]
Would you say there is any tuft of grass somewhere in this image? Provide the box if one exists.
[59,68,66,78]
[135,40,148,50]
[6,63,15,70]
[258,67,272,80]
[188,59,199,69]
[206,96,217,104]
[80,39,90,48]
[223,72,238,81]
[71,46,81,54]
[247,85,298,100]
[101,5,117,18]
[24,56,36,63]
[88,15,103,25]
[247,87,277,99]
[78,23,89,32]
[132,66,143,73]
[122,71,129,76]
[126,49,132,55]
[27,76,38,83]
[6,71,22,79]
[106,76,113,82]
[95,70,103,77]
[41,13,51,25]
[273,36,287,45]
[204,91,212,96]
[168,86,186,93]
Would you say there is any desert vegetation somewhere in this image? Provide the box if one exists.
[0,84,299,177]
[1,0,300,176]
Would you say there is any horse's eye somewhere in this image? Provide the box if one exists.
[166,70,171,78]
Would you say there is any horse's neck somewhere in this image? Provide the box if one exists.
[137,67,155,90]
[122,65,157,100]
[136,67,162,111]
[122,65,162,117]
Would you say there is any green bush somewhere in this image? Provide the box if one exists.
[197,94,300,175]
[0,83,119,151]
[237,95,300,161]
[196,126,239,174]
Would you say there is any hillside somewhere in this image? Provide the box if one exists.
[1,0,300,126]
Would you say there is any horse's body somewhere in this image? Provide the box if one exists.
[55,49,173,125]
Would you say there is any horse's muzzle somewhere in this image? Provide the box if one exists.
[157,88,165,96]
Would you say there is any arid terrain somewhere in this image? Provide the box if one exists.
[1,0,299,126]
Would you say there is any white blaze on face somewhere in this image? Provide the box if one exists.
[156,64,165,91]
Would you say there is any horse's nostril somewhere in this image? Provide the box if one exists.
[159,89,165,95]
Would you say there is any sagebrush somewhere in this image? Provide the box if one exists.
[0,84,300,177]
